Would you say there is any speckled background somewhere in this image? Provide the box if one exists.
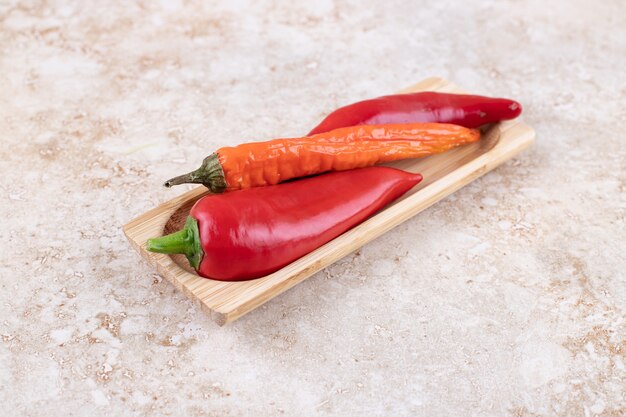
[1,0,624,416]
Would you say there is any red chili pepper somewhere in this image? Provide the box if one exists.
[147,167,422,281]
[308,91,522,135]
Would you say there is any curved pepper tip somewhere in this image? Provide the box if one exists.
[507,100,523,118]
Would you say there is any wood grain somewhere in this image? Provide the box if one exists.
[123,77,535,325]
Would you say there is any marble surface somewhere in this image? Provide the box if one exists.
[1,0,625,416]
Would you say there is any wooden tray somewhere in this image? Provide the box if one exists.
[123,77,535,325]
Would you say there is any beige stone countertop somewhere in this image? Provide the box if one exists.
[1,1,624,416]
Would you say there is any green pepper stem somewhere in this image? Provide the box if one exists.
[163,153,228,193]
[146,216,204,270]
[147,229,191,254]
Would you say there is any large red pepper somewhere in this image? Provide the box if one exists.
[308,91,522,135]
[147,167,422,281]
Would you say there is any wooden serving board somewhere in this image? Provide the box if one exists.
[123,77,535,325]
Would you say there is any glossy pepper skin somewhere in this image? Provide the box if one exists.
[148,167,422,281]
[164,122,477,192]
[308,91,522,135]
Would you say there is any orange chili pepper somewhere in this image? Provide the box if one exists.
[164,123,480,192]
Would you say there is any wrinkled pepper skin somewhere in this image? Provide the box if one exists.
[164,122,476,192]
[308,91,522,135]
[150,167,422,281]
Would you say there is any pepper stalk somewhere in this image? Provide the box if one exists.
[163,154,227,193]
[146,216,203,270]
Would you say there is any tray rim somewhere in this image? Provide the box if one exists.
[123,76,536,325]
